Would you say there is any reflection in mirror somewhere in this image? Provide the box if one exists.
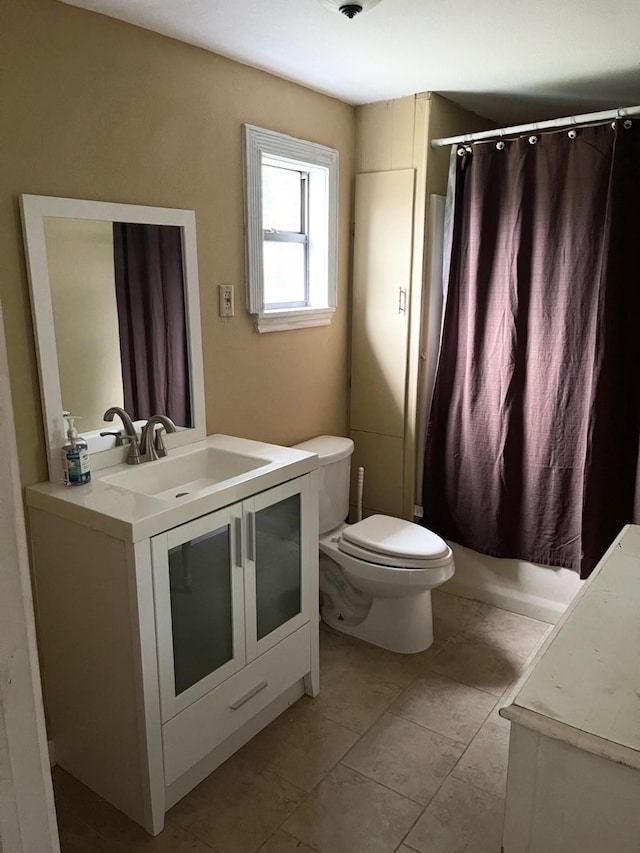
[45,217,125,431]
[114,223,191,429]
[21,195,205,483]
[44,218,191,432]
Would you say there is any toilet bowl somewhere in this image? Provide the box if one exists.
[293,436,455,654]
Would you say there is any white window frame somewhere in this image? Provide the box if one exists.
[243,124,338,333]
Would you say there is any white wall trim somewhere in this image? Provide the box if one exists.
[0,298,60,852]
[242,124,339,327]
[254,306,335,332]
[19,194,206,482]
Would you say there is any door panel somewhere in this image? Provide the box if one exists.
[153,505,245,722]
[254,492,302,640]
[350,169,415,438]
[168,528,233,696]
[245,476,315,660]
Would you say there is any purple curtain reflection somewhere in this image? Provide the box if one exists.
[113,222,191,427]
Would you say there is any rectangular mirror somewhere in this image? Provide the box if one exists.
[21,195,206,483]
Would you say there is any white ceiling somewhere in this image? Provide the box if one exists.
[60,0,640,126]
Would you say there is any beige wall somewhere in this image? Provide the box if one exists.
[1,0,355,486]
[44,218,124,432]
[354,95,419,174]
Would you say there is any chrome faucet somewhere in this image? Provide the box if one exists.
[139,415,177,462]
[103,406,141,464]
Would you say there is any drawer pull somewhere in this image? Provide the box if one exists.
[229,680,268,710]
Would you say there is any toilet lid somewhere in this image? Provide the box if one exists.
[341,515,449,561]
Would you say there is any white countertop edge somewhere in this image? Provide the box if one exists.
[500,703,640,771]
[26,488,136,541]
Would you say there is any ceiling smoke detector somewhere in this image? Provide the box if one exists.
[320,0,382,18]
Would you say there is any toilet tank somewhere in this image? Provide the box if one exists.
[293,435,353,534]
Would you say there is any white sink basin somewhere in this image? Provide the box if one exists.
[101,446,271,500]
[27,435,318,543]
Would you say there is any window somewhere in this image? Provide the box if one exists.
[262,162,309,308]
[243,124,339,332]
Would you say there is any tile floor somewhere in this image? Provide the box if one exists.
[53,590,552,853]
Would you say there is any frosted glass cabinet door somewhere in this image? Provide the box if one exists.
[152,504,245,722]
[245,476,316,659]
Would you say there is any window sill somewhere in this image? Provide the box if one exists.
[253,307,336,333]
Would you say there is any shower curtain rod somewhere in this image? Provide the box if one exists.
[431,103,640,148]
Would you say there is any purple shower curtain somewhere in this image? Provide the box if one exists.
[422,121,640,578]
[113,222,191,427]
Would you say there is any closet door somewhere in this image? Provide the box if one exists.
[350,169,415,514]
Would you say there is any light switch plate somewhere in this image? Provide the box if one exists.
[218,284,234,317]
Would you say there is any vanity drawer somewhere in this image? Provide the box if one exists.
[162,621,311,784]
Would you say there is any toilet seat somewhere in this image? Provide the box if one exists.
[338,515,452,569]
[320,527,455,596]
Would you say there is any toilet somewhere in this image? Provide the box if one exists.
[294,435,455,654]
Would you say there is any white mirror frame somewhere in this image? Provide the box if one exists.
[20,194,206,483]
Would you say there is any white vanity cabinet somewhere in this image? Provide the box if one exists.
[26,437,319,836]
[153,477,317,793]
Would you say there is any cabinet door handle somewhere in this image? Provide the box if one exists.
[229,679,268,710]
[234,516,243,567]
[398,286,407,314]
[247,511,255,562]
[181,541,193,592]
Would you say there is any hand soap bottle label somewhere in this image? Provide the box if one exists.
[62,448,91,485]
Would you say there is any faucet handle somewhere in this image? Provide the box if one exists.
[100,430,124,446]
[154,430,168,458]
[122,434,142,464]
[99,429,141,463]
[152,415,177,457]
[139,415,177,462]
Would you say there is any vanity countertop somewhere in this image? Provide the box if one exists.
[26,434,318,543]
[500,524,640,770]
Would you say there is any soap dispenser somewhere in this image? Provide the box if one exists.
[61,414,91,486]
